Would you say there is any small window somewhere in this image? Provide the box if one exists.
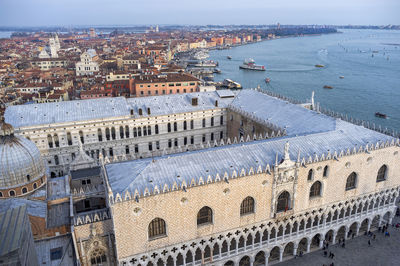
[33,183,37,189]
[323,165,329,177]
[202,118,206,128]
[307,169,314,181]
[376,165,387,182]
[197,206,213,226]
[148,218,166,239]
[50,247,63,261]
[22,187,28,194]
[0,192,3,197]
[240,197,255,215]
[345,172,357,191]
[9,190,16,197]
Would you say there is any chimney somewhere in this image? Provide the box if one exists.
[191,97,198,106]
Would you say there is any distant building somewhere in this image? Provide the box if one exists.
[132,73,200,97]
[76,49,99,76]
[89,28,96,38]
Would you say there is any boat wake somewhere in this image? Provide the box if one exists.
[267,67,317,72]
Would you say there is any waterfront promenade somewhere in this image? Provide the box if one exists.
[276,214,400,266]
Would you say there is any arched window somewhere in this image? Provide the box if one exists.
[167,123,171,132]
[148,218,166,239]
[97,129,103,142]
[119,126,124,139]
[240,197,255,215]
[47,134,53,148]
[0,192,3,197]
[111,127,116,140]
[105,128,110,140]
[22,187,28,194]
[323,165,329,177]
[155,124,159,134]
[309,181,322,198]
[125,126,130,138]
[67,131,72,146]
[33,183,37,189]
[307,169,314,181]
[276,191,291,213]
[345,172,357,190]
[9,190,16,197]
[376,165,387,182]
[197,206,213,226]
[79,131,85,144]
[26,175,30,181]
[90,248,107,265]
[173,122,177,132]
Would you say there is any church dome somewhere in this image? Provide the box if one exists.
[0,117,46,197]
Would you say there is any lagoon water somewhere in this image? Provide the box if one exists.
[209,30,400,132]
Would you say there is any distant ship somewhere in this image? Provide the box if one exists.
[239,59,266,71]
[315,64,325,68]
[375,112,387,119]
[227,56,232,60]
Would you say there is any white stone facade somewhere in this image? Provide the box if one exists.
[76,50,99,76]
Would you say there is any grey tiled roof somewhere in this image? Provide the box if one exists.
[105,90,395,200]
[4,90,235,128]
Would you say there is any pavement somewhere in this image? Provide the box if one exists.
[276,215,400,266]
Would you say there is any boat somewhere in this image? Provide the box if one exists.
[213,68,221,74]
[315,64,325,68]
[323,85,333,89]
[239,59,266,71]
[339,76,344,79]
[227,56,232,60]
[375,112,387,119]
[265,78,271,83]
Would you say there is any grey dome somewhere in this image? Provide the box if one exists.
[0,129,45,189]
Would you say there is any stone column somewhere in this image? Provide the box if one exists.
[173,257,177,266]
[319,237,324,248]
[183,255,186,266]
[293,243,298,256]
[356,223,360,236]
[219,246,222,257]
[265,253,269,266]
[306,242,311,253]
[201,250,205,265]
[332,232,336,244]
[210,248,213,262]
[192,253,195,264]
[250,257,255,266]
[367,220,372,232]
[279,248,283,262]
[344,227,349,240]
[227,241,231,254]
[235,241,239,254]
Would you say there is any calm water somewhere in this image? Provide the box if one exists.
[210,29,400,131]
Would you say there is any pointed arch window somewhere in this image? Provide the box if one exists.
[148,218,166,239]
[276,191,291,213]
[307,169,314,181]
[323,165,329,177]
[309,181,322,198]
[240,197,255,215]
[197,206,213,226]
[345,172,357,190]
[376,165,387,182]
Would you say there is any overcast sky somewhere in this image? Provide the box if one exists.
[0,0,399,27]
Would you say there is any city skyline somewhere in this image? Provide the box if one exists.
[1,0,400,27]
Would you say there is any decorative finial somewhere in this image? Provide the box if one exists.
[284,141,290,161]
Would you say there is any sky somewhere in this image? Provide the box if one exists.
[0,0,399,27]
